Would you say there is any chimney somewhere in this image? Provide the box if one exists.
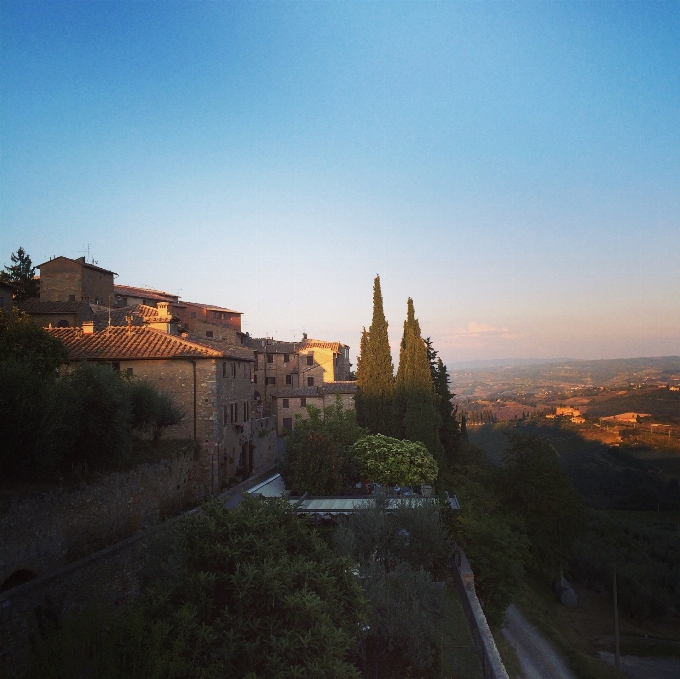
[82,320,95,334]
[157,301,170,317]
[302,332,307,340]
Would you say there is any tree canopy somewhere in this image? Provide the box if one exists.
[280,396,366,494]
[1,247,39,301]
[355,275,394,435]
[350,434,438,487]
[0,309,69,378]
[121,497,367,678]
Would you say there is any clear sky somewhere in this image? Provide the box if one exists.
[2,1,679,367]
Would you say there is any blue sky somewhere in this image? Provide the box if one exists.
[2,1,679,367]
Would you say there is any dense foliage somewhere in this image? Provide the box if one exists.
[350,434,438,487]
[0,314,183,481]
[280,396,366,494]
[355,275,395,435]
[571,513,680,627]
[334,499,451,678]
[0,309,69,377]
[495,432,586,575]
[425,338,460,459]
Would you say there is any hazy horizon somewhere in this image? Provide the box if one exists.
[2,2,679,367]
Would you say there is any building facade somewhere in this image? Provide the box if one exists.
[47,324,269,488]
[37,256,116,305]
[271,382,357,434]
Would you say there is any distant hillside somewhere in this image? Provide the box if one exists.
[453,356,680,387]
[585,388,680,422]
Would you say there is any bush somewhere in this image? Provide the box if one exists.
[350,434,438,487]
[118,497,367,678]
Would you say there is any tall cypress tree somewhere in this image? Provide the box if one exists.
[393,299,442,457]
[355,276,394,434]
[425,338,460,458]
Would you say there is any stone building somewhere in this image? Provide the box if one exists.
[113,284,179,307]
[19,298,94,328]
[47,324,267,487]
[271,382,358,434]
[245,335,352,409]
[37,256,116,305]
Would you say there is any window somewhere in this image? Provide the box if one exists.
[243,401,250,422]
[285,374,292,385]
[191,311,196,319]
[253,374,258,384]
[266,376,276,385]
[283,417,293,432]
[231,362,237,378]
[307,377,314,387]
[230,402,238,423]
[283,353,290,363]
[300,397,307,407]
[306,355,313,366]
[282,398,289,409]
[267,354,274,364]
[68,294,76,302]
[112,362,120,371]
[57,320,70,327]
[206,331,214,338]
[243,363,247,378]
[126,368,134,377]
[223,361,227,377]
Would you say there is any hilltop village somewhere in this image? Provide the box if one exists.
[8,253,356,489]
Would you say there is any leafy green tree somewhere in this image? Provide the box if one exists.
[393,299,442,456]
[356,275,395,435]
[495,432,586,577]
[280,396,366,494]
[60,363,134,472]
[119,497,367,678]
[0,309,68,378]
[128,380,184,445]
[350,434,438,487]
[0,246,38,301]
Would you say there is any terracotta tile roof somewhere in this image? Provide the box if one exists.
[187,338,255,362]
[37,256,116,276]
[114,285,178,302]
[92,304,178,331]
[47,326,228,361]
[301,339,348,352]
[181,300,242,314]
[19,299,89,314]
[271,382,357,398]
[322,381,358,394]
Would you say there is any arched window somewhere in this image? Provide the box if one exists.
[1,569,37,592]
[57,319,70,328]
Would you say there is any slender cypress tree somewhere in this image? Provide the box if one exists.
[355,276,394,434]
[393,299,442,457]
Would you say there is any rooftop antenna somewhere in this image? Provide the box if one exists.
[79,244,92,261]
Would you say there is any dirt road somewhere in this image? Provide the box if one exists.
[502,604,576,679]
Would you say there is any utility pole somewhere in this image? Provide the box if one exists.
[613,564,620,670]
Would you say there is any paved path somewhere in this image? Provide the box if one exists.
[502,604,576,679]
[600,651,680,679]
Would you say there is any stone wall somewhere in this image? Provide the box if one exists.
[0,449,201,593]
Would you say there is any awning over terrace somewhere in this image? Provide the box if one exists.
[245,474,460,515]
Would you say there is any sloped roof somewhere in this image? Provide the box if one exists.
[181,300,242,314]
[37,256,116,276]
[187,336,255,362]
[47,326,230,361]
[114,284,178,302]
[19,299,89,314]
[301,339,346,352]
[92,304,178,331]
